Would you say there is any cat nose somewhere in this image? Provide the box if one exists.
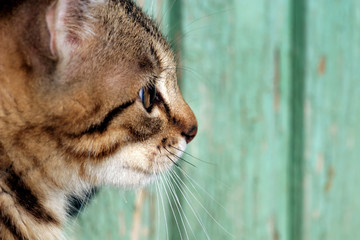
[182,125,198,144]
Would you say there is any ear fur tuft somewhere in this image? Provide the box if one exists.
[45,0,105,59]
[46,0,75,58]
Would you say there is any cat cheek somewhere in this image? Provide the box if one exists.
[83,136,186,187]
[84,144,157,187]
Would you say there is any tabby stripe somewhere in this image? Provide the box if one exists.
[4,169,59,224]
[127,118,162,142]
[65,142,121,160]
[77,100,135,136]
[1,212,29,240]
[150,44,161,69]
[115,0,163,43]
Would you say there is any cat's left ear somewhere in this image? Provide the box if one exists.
[46,0,74,58]
[45,0,103,59]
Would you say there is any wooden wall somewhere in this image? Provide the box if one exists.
[67,0,360,239]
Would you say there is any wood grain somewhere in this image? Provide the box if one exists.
[179,0,291,239]
[302,1,360,239]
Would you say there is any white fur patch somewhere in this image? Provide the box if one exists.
[89,0,107,4]
[89,137,187,188]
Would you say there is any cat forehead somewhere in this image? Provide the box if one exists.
[56,0,168,47]
[89,1,172,62]
[90,0,167,42]
[50,0,175,78]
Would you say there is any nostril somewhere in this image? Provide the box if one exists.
[182,126,198,144]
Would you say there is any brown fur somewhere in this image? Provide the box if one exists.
[0,0,197,239]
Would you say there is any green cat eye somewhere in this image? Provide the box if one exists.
[139,84,156,111]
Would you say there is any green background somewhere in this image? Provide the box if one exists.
[67,0,360,239]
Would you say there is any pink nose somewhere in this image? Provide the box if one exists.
[182,126,198,144]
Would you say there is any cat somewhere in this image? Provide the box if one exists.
[0,0,197,239]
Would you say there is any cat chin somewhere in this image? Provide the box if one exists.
[88,137,188,188]
[99,167,156,189]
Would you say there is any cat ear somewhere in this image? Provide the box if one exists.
[46,0,75,58]
[46,0,105,59]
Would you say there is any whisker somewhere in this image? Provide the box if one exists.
[172,166,234,238]
[164,171,190,240]
[164,147,197,168]
[166,169,199,240]
[167,166,210,240]
[177,166,230,214]
[159,173,184,240]
[158,0,177,29]
[170,146,215,165]
[164,8,233,46]
[151,161,162,239]
[163,170,194,240]
[166,155,181,168]
[154,170,169,240]
[154,179,161,238]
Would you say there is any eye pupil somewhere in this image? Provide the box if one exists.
[139,84,156,111]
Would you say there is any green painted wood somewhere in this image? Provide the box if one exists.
[289,0,306,240]
[179,0,291,239]
[302,1,360,239]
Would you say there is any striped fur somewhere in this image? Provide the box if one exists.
[0,0,197,239]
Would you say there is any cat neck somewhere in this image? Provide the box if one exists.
[0,138,92,239]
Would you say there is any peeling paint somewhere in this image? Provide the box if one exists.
[273,49,281,112]
[317,56,326,75]
[131,189,146,240]
[267,217,280,240]
[316,153,324,173]
[325,166,335,193]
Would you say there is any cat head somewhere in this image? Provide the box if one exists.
[0,0,197,189]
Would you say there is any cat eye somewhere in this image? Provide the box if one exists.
[139,84,156,111]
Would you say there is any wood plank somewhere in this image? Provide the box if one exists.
[289,0,306,239]
[302,1,360,239]
[179,0,291,239]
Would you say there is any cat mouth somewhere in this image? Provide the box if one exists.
[138,138,188,174]
[154,137,187,172]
